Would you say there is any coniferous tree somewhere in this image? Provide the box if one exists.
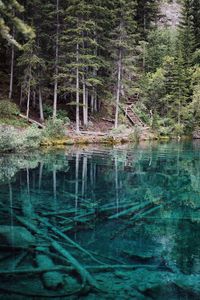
[110,0,139,128]
[17,39,45,119]
[0,0,34,47]
[178,0,196,67]
[60,0,103,131]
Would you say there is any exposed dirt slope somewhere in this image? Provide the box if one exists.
[158,0,181,28]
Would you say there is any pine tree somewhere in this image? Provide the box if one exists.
[110,0,138,128]
[135,0,159,39]
[17,39,45,119]
[178,0,196,67]
[60,0,103,131]
[0,0,34,47]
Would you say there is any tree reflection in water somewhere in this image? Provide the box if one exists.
[0,142,200,299]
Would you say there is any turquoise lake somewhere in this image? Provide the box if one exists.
[0,141,200,299]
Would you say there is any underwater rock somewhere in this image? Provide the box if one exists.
[122,249,155,261]
[130,268,173,292]
[0,225,35,248]
[36,247,64,290]
[175,274,200,295]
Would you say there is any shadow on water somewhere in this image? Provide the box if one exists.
[0,141,200,299]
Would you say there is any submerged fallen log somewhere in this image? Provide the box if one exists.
[109,200,153,220]
[16,215,100,291]
[52,241,99,289]
[131,205,162,221]
[37,216,105,265]
[0,266,73,275]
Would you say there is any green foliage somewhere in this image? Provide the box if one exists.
[43,119,66,139]
[0,125,42,153]
[111,124,127,134]
[1,0,200,137]
[173,123,184,137]
[0,0,34,47]
[128,126,141,142]
[0,100,19,117]
[146,28,177,72]
[23,125,42,149]
[43,104,70,124]
[0,127,20,152]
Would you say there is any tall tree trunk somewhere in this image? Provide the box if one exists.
[20,85,23,106]
[33,90,36,108]
[82,76,88,126]
[76,43,80,133]
[91,90,94,113]
[9,42,14,99]
[94,91,97,112]
[53,0,59,120]
[115,48,122,129]
[26,68,31,120]
[39,86,44,122]
[92,42,97,113]
[86,88,88,125]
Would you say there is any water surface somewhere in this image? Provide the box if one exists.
[0,141,200,299]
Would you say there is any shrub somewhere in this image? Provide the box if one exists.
[111,124,128,134]
[128,126,141,142]
[0,126,22,152]
[173,123,184,137]
[43,104,70,124]
[23,125,42,149]
[0,100,20,117]
[43,118,66,139]
[0,125,42,153]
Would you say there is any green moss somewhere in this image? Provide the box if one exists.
[0,116,28,127]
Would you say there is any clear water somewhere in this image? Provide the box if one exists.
[0,141,200,299]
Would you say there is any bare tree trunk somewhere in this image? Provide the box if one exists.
[86,88,88,125]
[83,76,87,126]
[94,91,97,112]
[143,41,146,71]
[20,85,23,106]
[33,90,36,108]
[53,0,59,120]
[76,43,80,133]
[39,86,44,122]
[9,42,14,99]
[114,48,122,129]
[91,90,94,113]
[26,70,31,120]
[82,80,88,127]
[93,40,98,113]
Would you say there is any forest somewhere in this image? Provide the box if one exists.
[0,0,200,144]
[2,2,200,299]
